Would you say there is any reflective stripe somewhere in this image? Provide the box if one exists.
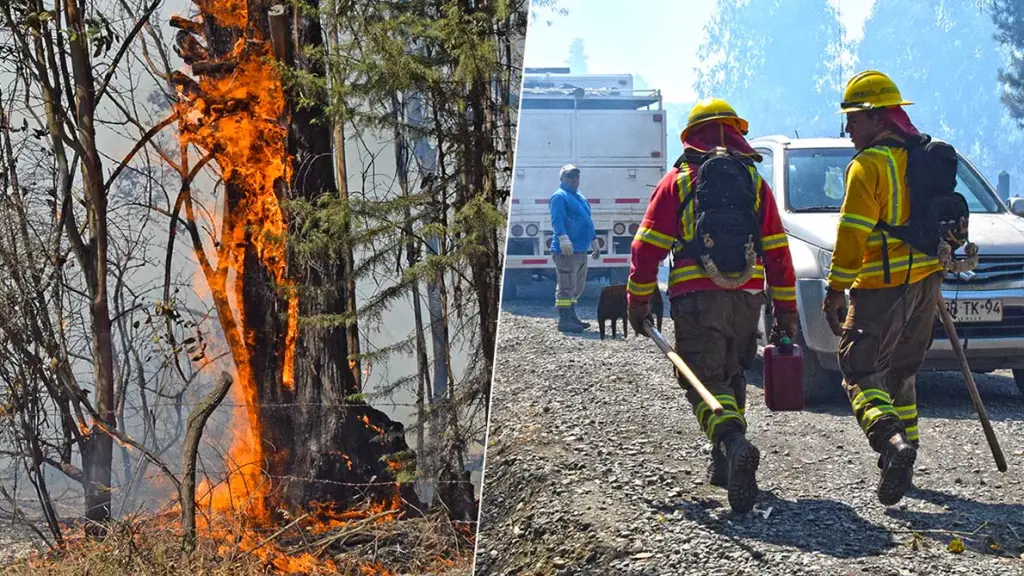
[555,299,573,308]
[635,226,674,250]
[905,425,920,441]
[715,394,739,410]
[771,285,796,301]
[627,278,657,297]
[894,405,918,421]
[829,265,860,281]
[749,166,763,212]
[862,146,903,225]
[866,231,885,247]
[696,395,740,422]
[669,264,765,286]
[858,254,940,278]
[839,212,876,234]
[676,167,696,242]
[761,233,788,251]
[852,388,892,412]
[860,405,898,430]
[706,411,744,440]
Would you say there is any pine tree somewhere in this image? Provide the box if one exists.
[694,0,844,138]
[990,0,1024,127]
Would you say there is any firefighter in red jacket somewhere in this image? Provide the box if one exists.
[626,99,798,514]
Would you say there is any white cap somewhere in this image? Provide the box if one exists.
[559,164,580,178]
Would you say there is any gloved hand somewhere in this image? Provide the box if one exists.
[628,298,652,338]
[822,288,848,337]
[558,234,573,256]
[590,238,600,260]
[772,309,800,340]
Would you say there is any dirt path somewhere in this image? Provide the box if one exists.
[474,285,1024,576]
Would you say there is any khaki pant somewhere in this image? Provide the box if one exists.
[838,271,943,452]
[554,253,588,308]
[672,290,765,443]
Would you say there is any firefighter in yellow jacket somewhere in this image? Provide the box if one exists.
[823,70,946,506]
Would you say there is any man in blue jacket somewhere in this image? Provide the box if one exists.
[550,164,599,332]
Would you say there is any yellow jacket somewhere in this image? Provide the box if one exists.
[827,135,943,291]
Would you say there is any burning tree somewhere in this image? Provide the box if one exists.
[162,0,435,523]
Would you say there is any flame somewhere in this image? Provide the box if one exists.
[174,0,299,524]
[359,414,386,438]
[166,3,412,573]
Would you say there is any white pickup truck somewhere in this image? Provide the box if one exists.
[503,69,667,296]
[748,135,1024,402]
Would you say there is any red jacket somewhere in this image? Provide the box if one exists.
[626,123,797,313]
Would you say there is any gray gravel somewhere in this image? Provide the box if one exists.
[474,281,1024,576]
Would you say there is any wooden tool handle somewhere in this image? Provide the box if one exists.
[645,321,724,416]
[936,296,1008,472]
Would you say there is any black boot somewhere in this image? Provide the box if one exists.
[569,304,590,329]
[878,439,917,488]
[557,309,584,333]
[707,443,728,488]
[720,432,760,513]
[877,432,916,506]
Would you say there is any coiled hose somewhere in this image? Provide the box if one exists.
[700,234,758,289]
[938,239,979,273]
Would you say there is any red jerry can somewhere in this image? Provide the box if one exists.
[763,335,804,411]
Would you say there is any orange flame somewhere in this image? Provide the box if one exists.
[166,3,411,574]
[174,0,299,524]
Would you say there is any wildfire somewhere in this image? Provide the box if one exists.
[165,3,415,574]
[173,0,298,523]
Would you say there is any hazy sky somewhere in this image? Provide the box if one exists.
[525,0,876,103]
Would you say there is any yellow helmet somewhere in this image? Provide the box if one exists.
[837,70,913,114]
[680,98,749,141]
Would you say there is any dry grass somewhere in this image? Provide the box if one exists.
[2,512,475,576]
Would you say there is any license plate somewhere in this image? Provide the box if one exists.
[945,299,1003,323]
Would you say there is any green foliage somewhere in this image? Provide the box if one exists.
[695,0,844,138]
[989,0,1024,128]
[858,0,1023,193]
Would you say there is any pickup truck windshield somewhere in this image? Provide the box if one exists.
[786,147,1004,214]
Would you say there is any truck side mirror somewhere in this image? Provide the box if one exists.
[1009,197,1024,217]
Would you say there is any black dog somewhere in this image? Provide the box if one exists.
[597,283,663,339]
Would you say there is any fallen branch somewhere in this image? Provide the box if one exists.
[310,509,400,557]
[246,512,311,556]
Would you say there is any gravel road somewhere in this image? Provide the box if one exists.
[474,281,1024,576]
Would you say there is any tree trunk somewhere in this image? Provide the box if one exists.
[186,0,419,513]
[63,0,116,533]
[324,11,363,393]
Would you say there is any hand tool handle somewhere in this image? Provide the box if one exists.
[645,320,724,416]
[936,296,1008,472]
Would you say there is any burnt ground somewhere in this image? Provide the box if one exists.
[473,281,1024,576]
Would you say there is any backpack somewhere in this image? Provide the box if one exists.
[872,133,969,282]
[672,147,762,274]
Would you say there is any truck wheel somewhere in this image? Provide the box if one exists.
[1012,369,1024,396]
[796,331,845,406]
